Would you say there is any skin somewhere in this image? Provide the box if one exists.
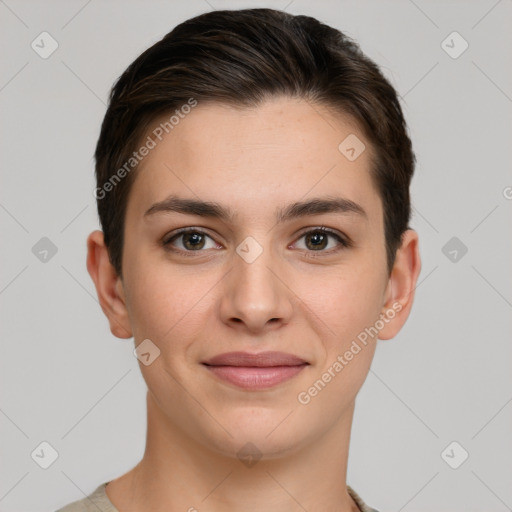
[87,96,421,512]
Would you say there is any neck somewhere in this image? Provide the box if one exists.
[107,392,360,512]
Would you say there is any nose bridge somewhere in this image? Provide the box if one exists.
[220,234,293,331]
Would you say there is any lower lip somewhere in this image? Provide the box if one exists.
[204,364,307,389]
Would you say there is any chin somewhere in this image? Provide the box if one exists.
[198,408,314,462]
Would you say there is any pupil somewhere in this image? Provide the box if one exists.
[185,233,204,250]
[308,232,326,250]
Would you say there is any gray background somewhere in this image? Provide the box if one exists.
[1,0,511,511]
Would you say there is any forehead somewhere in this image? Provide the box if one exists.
[126,96,381,224]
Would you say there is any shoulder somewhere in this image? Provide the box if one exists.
[347,484,381,512]
[55,482,118,512]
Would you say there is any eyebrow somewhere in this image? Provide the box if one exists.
[144,195,367,223]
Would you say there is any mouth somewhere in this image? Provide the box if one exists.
[202,351,309,390]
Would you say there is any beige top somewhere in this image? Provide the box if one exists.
[55,482,380,512]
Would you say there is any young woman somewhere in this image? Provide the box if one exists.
[58,8,421,511]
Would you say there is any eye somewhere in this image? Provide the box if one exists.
[162,226,351,257]
[292,227,351,255]
[163,228,220,253]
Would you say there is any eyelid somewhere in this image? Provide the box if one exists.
[293,226,351,245]
[162,226,216,245]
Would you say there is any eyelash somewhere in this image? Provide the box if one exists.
[162,226,352,258]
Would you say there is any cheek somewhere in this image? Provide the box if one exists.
[294,269,383,414]
[123,258,213,345]
[299,264,385,344]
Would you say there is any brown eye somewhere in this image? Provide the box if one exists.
[163,229,218,252]
[294,227,350,254]
[304,231,329,251]
[180,232,206,250]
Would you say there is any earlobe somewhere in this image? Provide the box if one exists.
[378,229,421,340]
[86,230,133,339]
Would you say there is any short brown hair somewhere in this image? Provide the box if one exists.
[94,8,415,278]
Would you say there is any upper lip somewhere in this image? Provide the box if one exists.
[203,351,308,367]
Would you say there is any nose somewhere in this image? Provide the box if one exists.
[218,241,294,334]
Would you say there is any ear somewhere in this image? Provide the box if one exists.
[86,230,132,339]
[378,229,421,340]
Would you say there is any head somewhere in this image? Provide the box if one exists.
[87,8,421,460]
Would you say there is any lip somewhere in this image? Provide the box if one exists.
[202,351,309,390]
[203,351,307,367]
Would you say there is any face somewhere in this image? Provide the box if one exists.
[88,96,419,459]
